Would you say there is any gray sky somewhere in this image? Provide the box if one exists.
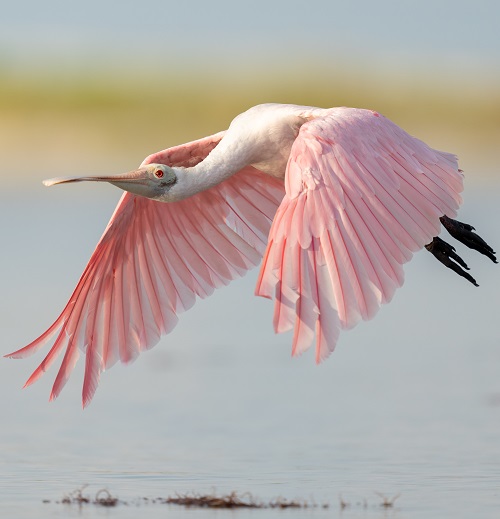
[1,0,498,74]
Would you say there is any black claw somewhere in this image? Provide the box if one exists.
[440,215,497,263]
[426,236,479,286]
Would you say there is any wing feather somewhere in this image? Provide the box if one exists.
[257,107,463,360]
[10,107,465,402]
[8,133,285,405]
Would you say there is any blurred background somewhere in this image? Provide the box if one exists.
[1,0,499,186]
[1,1,499,517]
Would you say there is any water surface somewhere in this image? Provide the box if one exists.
[1,185,499,518]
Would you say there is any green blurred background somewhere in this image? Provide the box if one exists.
[1,0,498,187]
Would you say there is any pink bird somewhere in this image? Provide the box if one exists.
[7,104,496,407]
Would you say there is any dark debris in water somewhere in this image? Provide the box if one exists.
[164,491,329,509]
[44,486,400,511]
[48,486,120,507]
[339,492,400,510]
[375,492,400,508]
[46,487,328,509]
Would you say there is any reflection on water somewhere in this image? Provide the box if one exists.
[1,183,499,518]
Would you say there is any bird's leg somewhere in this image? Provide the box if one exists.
[425,236,479,286]
[425,215,497,286]
[439,215,498,263]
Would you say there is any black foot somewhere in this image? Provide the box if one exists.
[425,236,479,286]
[440,215,497,263]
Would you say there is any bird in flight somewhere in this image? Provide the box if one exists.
[7,104,496,407]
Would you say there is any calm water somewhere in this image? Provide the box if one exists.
[1,183,499,518]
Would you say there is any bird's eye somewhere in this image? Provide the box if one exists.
[155,169,164,178]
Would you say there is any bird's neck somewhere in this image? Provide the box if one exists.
[168,139,255,201]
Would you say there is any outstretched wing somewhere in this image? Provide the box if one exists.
[256,108,463,362]
[8,132,285,406]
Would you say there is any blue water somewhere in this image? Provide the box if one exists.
[1,184,499,518]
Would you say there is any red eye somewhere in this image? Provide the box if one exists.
[155,169,164,178]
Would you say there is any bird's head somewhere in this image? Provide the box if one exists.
[43,163,177,200]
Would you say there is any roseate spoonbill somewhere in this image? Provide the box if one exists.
[7,104,496,407]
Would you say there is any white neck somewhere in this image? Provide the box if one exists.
[166,138,255,202]
[159,103,309,202]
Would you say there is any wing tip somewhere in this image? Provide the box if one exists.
[82,394,94,409]
[23,376,37,390]
[5,346,35,360]
[82,376,100,409]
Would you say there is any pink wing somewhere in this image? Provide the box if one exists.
[8,132,285,406]
[256,108,463,362]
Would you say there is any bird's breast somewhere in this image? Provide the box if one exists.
[248,115,307,179]
[251,154,290,179]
